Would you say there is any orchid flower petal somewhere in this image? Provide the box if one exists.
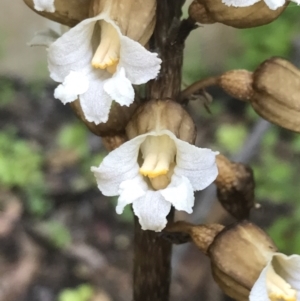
[250,254,300,301]
[48,17,97,82]
[103,67,135,106]
[54,71,89,104]
[264,0,286,9]
[91,135,147,196]
[79,69,112,124]
[33,0,55,12]
[272,254,300,292]
[118,35,161,85]
[173,136,218,191]
[222,0,260,6]
[250,264,270,301]
[28,29,60,47]
[160,175,194,213]
[116,176,147,214]
[133,191,171,232]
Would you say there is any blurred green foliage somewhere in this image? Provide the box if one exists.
[228,6,300,70]
[40,220,72,249]
[58,284,94,301]
[0,129,50,216]
[0,130,42,187]
[0,78,15,107]
[215,124,247,154]
[56,122,105,191]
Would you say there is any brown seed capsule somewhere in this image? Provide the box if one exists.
[208,221,277,301]
[251,57,300,133]
[70,99,138,137]
[215,154,255,220]
[195,0,287,28]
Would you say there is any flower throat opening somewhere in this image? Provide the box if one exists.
[267,264,297,301]
[139,135,176,190]
[91,20,120,74]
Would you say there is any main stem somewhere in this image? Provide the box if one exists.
[134,1,185,301]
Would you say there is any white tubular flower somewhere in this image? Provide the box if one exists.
[33,0,55,12]
[48,11,161,125]
[250,253,300,301]
[222,0,299,10]
[92,130,218,231]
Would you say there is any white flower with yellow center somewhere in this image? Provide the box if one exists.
[47,12,161,124]
[33,0,55,12]
[250,253,300,301]
[222,0,299,10]
[91,130,218,231]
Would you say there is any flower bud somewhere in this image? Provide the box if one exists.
[70,99,137,137]
[188,1,215,24]
[24,0,90,27]
[218,70,254,101]
[126,99,196,144]
[251,57,300,133]
[208,221,277,301]
[215,154,255,220]
[193,0,287,28]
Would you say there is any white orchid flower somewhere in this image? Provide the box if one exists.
[222,0,299,10]
[33,0,55,12]
[91,130,218,231]
[47,11,161,125]
[250,253,300,301]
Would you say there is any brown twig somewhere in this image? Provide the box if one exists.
[180,76,219,101]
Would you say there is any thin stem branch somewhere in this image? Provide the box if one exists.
[180,76,219,101]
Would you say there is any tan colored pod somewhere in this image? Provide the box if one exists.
[195,0,287,28]
[251,57,300,133]
[23,0,91,27]
[208,221,277,301]
[70,99,137,137]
